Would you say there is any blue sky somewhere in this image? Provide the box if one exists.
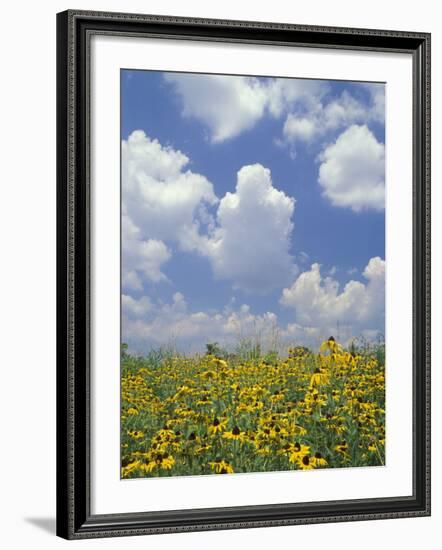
[121,69,385,353]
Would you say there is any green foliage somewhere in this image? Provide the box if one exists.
[262,350,279,365]
[205,342,223,357]
[234,337,262,362]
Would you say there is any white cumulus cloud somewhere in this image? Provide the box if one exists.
[122,130,218,244]
[122,213,171,290]
[165,73,328,143]
[318,124,385,211]
[192,164,296,293]
[164,73,268,143]
[280,257,385,335]
[122,130,219,289]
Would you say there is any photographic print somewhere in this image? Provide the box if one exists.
[120,69,386,479]
[57,12,430,537]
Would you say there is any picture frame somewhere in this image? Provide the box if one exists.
[56,9,431,539]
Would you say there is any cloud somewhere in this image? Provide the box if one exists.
[122,130,218,244]
[122,130,219,289]
[283,115,317,142]
[281,323,322,345]
[164,73,384,154]
[317,124,385,212]
[122,213,171,290]
[190,164,296,293]
[282,87,385,145]
[122,292,281,354]
[323,90,372,130]
[122,294,152,318]
[297,251,310,265]
[122,257,385,354]
[362,82,385,124]
[122,132,297,294]
[165,73,327,143]
[265,78,328,118]
[280,257,385,335]
[164,74,268,143]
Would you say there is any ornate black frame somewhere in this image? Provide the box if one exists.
[56,9,431,539]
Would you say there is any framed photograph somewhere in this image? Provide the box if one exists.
[56,9,431,539]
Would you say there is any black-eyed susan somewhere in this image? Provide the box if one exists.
[121,460,142,478]
[157,427,176,439]
[309,367,329,388]
[208,459,234,474]
[208,416,228,435]
[311,452,328,467]
[144,452,175,473]
[297,455,315,470]
[196,395,212,406]
[287,442,310,464]
[127,429,144,439]
[222,425,246,441]
[334,441,349,455]
[195,443,212,455]
[319,336,342,354]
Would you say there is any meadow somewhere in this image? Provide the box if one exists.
[121,338,385,478]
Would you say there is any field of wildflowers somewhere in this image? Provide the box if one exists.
[121,338,385,478]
